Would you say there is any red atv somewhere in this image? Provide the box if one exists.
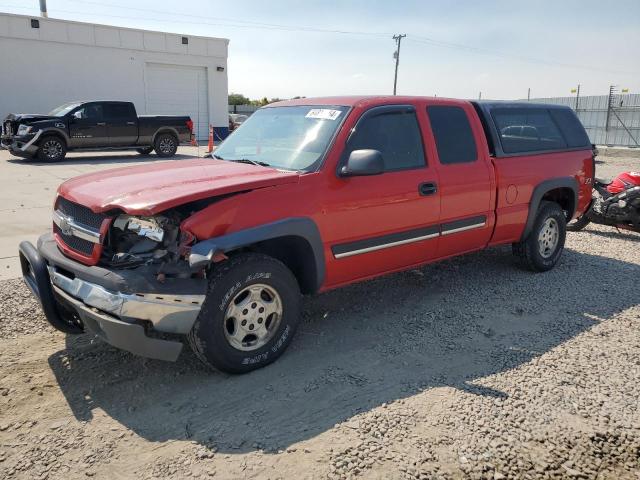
[568,171,640,233]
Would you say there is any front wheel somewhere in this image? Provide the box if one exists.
[187,253,301,374]
[37,136,67,162]
[512,201,566,272]
[153,133,178,157]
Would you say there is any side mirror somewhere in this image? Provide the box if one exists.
[340,149,384,177]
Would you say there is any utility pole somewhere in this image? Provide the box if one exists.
[392,34,406,95]
[527,88,530,101]
[571,85,580,111]
[478,91,482,100]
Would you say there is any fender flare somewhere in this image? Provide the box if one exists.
[521,177,578,240]
[189,217,325,292]
[37,127,71,146]
[152,127,180,144]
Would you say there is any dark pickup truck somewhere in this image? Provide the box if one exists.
[1,101,193,161]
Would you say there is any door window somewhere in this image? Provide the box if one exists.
[73,104,103,121]
[427,106,477,164]
[347,108,425,171]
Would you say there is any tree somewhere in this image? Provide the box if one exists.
[228,93,251,105]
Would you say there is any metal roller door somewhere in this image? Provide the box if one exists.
[145,63,209,140]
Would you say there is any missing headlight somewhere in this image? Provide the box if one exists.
[113,215,165,242]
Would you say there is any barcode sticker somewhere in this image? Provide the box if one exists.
[305,109,342,120]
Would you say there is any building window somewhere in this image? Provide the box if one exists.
[31,19,40,28]
[182,36,189,45]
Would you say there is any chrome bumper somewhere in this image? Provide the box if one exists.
[48,265,204,335]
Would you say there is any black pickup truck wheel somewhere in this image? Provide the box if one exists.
[154,133,178,157]
[187,253,302,374]
[37,136,67,162]
[136,146,153,155]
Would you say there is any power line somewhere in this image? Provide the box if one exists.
[405,36,635,75]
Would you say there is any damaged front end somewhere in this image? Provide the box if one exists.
[104,213,197,279]
[19,201,211,361]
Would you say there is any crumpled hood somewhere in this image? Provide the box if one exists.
[4,113,58,123]
[58,158,300,215]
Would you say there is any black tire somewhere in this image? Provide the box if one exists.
[136,146,154,155]
[567,212,592,232]
[153,133,178,157]
[187,253,302,374]
[36,135,67,162]
[512,201,566,272]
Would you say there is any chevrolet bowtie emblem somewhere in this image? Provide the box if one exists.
[58,215,73,236]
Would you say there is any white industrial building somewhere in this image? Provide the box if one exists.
[0,12,229,140]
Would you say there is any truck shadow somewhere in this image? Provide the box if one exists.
[47,246,639,454]
[578,228,640,242]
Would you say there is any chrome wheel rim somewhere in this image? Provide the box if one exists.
[223,284,283,351]
[538,218,559,258]
[158,137,175,154]
[43,140,63,159]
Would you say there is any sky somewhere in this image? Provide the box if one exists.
[1,0,639,100]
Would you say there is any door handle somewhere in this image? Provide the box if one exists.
[126,121,136,125]
[96,122,106,126]
[419,182,437,196]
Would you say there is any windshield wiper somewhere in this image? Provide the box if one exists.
[213,153,224,160]
[228,158,271,167]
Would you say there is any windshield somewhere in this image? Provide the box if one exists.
[48,102,81,117]
[214,105,348,171]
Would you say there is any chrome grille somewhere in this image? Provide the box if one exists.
[3,122,12,136]
[56,196,106,230]
[53,197,107,259]
[54,224,95,255]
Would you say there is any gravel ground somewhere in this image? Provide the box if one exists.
[0,154,638,479]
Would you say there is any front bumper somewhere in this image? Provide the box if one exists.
[19,234,206,361]
[1,131,41,157]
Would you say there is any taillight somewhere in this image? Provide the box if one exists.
[186,119,194,133]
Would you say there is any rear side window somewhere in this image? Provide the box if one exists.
[427,106,477,164]
[348,109,425,171]
[549,109,590,148]
[492,108,567,153]
[104,103,135,120]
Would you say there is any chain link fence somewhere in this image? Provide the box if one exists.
[530,94,640,147]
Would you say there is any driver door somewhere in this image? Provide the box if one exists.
[322,104,441,286]
[68,103,106,147]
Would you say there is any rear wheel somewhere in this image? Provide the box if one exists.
[187,253,301,374]
[153,133,178,157]
[512,201,566,272]
[37,136,67,162]
[136,146,153,155]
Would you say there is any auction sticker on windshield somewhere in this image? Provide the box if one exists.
[305,109,342,120]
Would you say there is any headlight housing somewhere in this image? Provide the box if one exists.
[17,124,34,136]
[113,215,165,242]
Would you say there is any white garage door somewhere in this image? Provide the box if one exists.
[145,63,209,140]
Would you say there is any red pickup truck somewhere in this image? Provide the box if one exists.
[19,96,594,373]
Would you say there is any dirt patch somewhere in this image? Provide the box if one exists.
[0,154,639,479]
